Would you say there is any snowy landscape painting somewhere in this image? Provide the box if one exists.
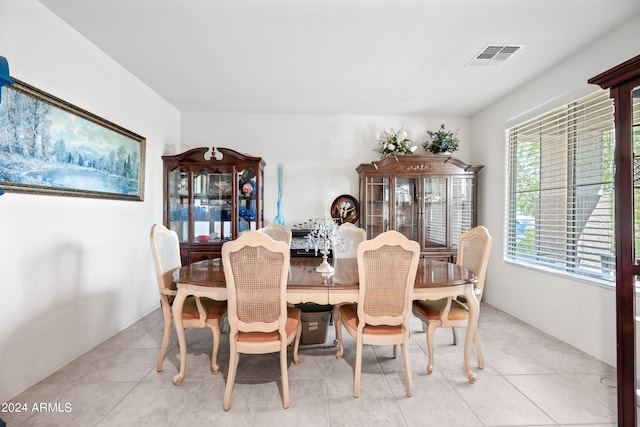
[0,79,145,200]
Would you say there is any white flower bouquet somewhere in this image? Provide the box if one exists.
[376,127,417,159]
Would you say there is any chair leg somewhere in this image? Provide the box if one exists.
[474,331,484,369]
[223,346,239,411]
[332,304,341,346]
[392,344,398,359]
[157,303,172,372]
[172,292,188,386]
[401,338,412,397]
[452,327,458,346]
[354,336,363,398]
[292,322,302,366]
[426,322,438,374]
[280,343,290,409]
[210,323,221,374]
[335,309,344,359]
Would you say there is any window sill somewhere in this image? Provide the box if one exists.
[503,258,615,291]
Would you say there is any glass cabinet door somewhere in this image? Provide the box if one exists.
[168,167,189,243]
[423,177,448,249]
[364,176,389,238]
[395,177,418,241]
[634,84,640,266]
[630,82,640,415]
[450,176,476,250]
[237,167,258,234]
[192,167,232,244]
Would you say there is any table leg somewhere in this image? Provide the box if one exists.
[464,283,479,383]
[172,287,188,385]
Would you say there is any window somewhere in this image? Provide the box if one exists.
[506,90,616,283]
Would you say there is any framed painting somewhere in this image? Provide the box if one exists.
[0,79,145,201]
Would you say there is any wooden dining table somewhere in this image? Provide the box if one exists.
[171,256,480,384]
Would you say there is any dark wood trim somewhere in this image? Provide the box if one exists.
[613,83,637,427]
[590,57,640,427]
[588,55,640,89]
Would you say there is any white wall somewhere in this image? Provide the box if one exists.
[471,14,640,366]
[0,1,180,402]
[181,113,471,226]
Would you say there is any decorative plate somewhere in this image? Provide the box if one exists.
[331,194,360,224]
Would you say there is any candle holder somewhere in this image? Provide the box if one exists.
[303,216,342,277]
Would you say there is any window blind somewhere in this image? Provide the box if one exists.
[506,89,616,282]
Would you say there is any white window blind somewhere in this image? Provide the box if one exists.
[506,89,615,282]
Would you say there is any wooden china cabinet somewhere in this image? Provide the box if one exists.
[357,154,483,260]
[589,54,640,426]
[162,147,265,265]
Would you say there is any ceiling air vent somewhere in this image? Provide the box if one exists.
[467,44,524,67]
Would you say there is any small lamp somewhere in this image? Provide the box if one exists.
[0,55,15,103]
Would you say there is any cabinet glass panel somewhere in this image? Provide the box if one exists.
[365,176,389,238]
[423,177,447,248]
[634,85,640,268]
[168,167,189,243]
[193,168,232,244]
[630,81,640,427]
[450,176,475,249]
[395,177,418,241]
[237,167,258,235]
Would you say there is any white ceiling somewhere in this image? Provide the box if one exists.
[38,0,640,117]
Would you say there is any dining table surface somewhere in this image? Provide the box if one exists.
[171,256,482,384]
[175,256,475,290]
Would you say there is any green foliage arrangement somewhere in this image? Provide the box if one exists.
[423,124,459,154]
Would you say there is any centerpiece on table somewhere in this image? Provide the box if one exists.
[376,127,417,159]
[422,124,459,154]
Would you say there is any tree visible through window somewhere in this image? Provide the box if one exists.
[506,90,616,283]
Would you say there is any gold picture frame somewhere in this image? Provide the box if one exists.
[0,79,145,201]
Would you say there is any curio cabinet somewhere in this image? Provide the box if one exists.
[357,154,483,260]
[162,147,265,265]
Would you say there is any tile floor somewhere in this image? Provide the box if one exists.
[2,303,621,426]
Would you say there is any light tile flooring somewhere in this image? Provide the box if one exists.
[3,303,621,426]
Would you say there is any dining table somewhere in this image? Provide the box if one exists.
[171,256,480,384]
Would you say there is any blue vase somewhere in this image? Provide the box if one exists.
[274,200,285,226]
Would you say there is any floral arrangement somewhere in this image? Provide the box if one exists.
[423,124,459,154]
[376,127,417,159]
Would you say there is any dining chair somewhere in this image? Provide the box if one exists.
[332,223,366,344]
[334,230,420,398]
[221,230,302,410]
[149,224,227,379]
[258,222,292,246]
[412,225,492,374]
[335,223,366,258]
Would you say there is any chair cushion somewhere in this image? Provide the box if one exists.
[412,298,469,321]
[339,303,402,335]
[238,307,300,342]
[182,296,226,320]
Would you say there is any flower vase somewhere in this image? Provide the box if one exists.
[274,200,285,226]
